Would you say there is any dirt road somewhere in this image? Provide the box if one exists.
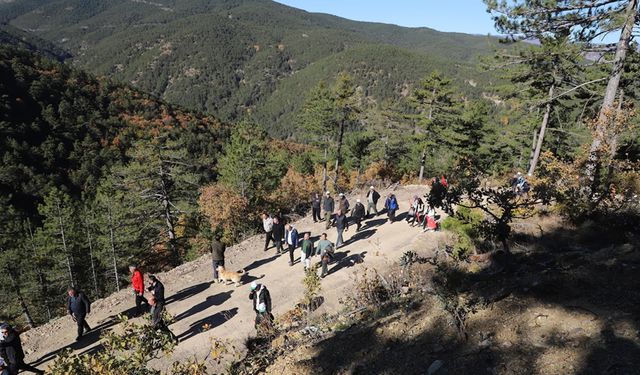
[22,185,446,370]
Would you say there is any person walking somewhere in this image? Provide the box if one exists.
[66,287,92,341]
[149,296,177,343]
[261,213,274,252]
[322,192,335,229]
[272,216,285,253]
[285,224,299,266]
[147,275,165,305]
[315,233,335,278]
[384,193,399,223]
[129,265,148,316]
[311,192,322,223]
[335,211,349,248]
[366,186,381,218]
[352,198,366,231]
[300,232,314,271]
[0,323,44,375]
[249,282,272,318]
[210,235,226,283]
[337,193,350,215]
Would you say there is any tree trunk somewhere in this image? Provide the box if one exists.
[26,220,51,319]
[528,83,555,175]
[84,218,99,297]
[106,203,120,292]
[56,199,75,287]
[528,129,537,170]
[322,146,328,193]
[584,0,638,187]
[418,148,426,183]
[159,163,179,264]
[8,267,35,328]
[333,118,345,190]
[609,89,624,162]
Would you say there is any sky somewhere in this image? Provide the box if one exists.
[274,0,499,36]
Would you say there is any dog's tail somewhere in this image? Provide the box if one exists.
[237,269,246,274]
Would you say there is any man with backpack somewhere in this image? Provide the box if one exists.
[67,287,92,341]
[315,233,335,278]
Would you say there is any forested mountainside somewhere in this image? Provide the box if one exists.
[0,44,228,323]
[0,0,498,135]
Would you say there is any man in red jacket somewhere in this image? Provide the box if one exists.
[129,265,148,316]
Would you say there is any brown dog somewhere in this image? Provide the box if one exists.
[216,266,245,286]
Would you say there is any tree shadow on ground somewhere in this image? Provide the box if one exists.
[344,229,376,246]
[165,281,213,304]
[176,307,239,342]
[243,253,281,273]
[303,217,640,374]
[31,305,137,366]
[173,291,233,322]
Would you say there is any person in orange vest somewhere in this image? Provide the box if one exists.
[129,265,148,316]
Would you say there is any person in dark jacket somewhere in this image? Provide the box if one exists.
[322,192,335,229]
[352,199,366,231]
[311,192,322,222]
[0,323,43,375]
[67,287,92,341]
[384,193,399,223]
[147,275,165,304]
[285,224,299,266]
[211,236,226,282]
[337,193,350,215]
[272,216,285,253]
[366,186,381,218]
[335,211,349,248]
[149,297,177,343]
[249,282,272,315]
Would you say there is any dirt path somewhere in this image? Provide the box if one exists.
[22,185,446,370]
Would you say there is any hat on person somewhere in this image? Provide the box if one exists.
[356,198,361,203]
[370,186,374,189]
[258,303,267,313]
[339,193,344,197]
[0,323,10,330]
[325,191,331,196]
[251,281,258,291]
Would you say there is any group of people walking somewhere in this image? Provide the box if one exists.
[1,185,444,372]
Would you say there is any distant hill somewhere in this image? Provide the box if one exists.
[0,0,499,135]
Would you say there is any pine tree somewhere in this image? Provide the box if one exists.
[485,0,640,187]
[217,121,279,204]
[113,135,199,266]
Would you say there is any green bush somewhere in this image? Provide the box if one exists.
[440,206,484,259]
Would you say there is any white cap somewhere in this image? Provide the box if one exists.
[339,193,344,196]
[326,191,330,195]
[356,199,361,203]
[370,186,374,189]
[250,281,258,290]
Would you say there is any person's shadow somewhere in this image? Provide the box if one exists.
[328,251,367,275]
[173,291,233,322]
[165,282,213,304]
[243,253,281,273]
[176,307,238,342]
[344,229,376,246]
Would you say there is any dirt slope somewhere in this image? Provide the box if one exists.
[22,185,439,370]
